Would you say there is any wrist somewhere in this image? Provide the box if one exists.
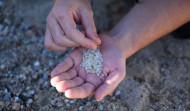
[107,31,136,59]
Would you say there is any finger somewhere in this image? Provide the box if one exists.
[55,12,97,49]
[47,16,79,47]
[65,83,96,99]
[81,30,85,35]
[50,69,77,87]
[86,73,102,87]
[80,10,101,45]
[55,77,84,92]
[95,70,125,101]
[44,26,67,52]
[51,56,74,78]
[77,65,87,80]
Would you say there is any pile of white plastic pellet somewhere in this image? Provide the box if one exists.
[80,47,103,78]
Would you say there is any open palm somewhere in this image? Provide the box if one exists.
[50,34,126,101]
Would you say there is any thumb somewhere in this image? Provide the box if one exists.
[95,70,125,101]
[80,10,101,45]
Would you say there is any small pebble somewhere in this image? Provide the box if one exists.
[12,89,21,96]
[19,74,26,81]
[12,103,21,111]
[4,18,11,25]
[112,105,116,110]
[27,99,33,104]
[0,101,5,107]
[32,74,38,79]
[43,74,48,80]
[160,67,166,73]
[50,100,56,106]
[0,24,3,31]
[4,88,8,93]
[64,99,69,103]
[70,100,75,104]
[115,90,121,96]
[150,104,160,111]
[56,102,64,107]
[25,30,36,37]
[0,64,5,70]
[20,105,24,110]
[111,96,116,100]
[99,105,104,110]
[48,60,54,67]
[66,103,70,107]
[80,99,87,104]
[28,90,35,96]
[86,102,91,106]
[4,93,11,101]
[14,97,20,102]
[1,26,9,36]
[34,61,40,66]
[0,1,4,6]
[79,106,83,111]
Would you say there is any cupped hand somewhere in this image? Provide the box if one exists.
[50,34,126,101]
[44,0,101,52]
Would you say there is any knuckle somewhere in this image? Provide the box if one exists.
[75,44,80,47]
[52,11,57,17]
[60,81,66,86]
[65,32,72,39]
[63,59,69,66]
[70,69,77,75]
[53,8,65,20]
[44,42,53,51]
[44,41,51,49]
[53,7,62,16]
[65,57,72,66]
[56,14,65,22]
[55,39,64,46]
[52,69,59,75]
[86,28,96,34]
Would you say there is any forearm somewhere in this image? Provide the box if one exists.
[108,0,190,58]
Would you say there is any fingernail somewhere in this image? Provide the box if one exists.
[95,38,101,45]
[96,98,102,101]
[94,34,101,45]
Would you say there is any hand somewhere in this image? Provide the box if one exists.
[50,34,126,101]
[44,0,101,52]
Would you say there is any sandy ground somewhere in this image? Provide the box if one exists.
[0,0,190,111]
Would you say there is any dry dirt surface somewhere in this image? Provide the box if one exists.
[0,0,190,111]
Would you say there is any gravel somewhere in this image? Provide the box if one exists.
[12,103,21,111]
[27,99,33,104]
[98,105,104,110]
[34,61,40,67]
[0,0,190,111]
